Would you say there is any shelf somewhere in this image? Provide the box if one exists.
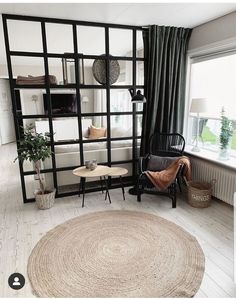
[13,83,76,89]
[16,114,48,119]
[13,84,105,89]
[13,83,145,90]
[14,84,46,89]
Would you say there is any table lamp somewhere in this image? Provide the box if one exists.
[190,98,207,152]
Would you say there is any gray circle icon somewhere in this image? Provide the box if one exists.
[8,273,25,290]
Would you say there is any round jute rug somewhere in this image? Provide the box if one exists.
[28,210,205,297]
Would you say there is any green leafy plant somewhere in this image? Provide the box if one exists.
[15,124,52,194]
[219,108,233,150]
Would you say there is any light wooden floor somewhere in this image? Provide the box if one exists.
[0,143,235,298]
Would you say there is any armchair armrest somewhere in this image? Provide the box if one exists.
[139,154,150,173]
[139,157,145,173]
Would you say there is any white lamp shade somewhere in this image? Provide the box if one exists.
[82,96,89,103]
[190,98,207,113]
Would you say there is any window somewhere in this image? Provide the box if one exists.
[188,53,236,157]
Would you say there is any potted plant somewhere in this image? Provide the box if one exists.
[219,107,233,161]
[15,124,55,209]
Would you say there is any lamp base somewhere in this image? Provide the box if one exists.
[191,145,201,152]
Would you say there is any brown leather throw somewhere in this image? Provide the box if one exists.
[146,156,191,191]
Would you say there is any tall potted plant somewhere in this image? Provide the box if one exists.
[15,124,55,209]
[219,108,233,160]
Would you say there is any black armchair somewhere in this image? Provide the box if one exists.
[137,133,186,208]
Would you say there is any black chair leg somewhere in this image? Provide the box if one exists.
[172,194,176,208]
[177,177,182,193]
[137,191,141,202]
[172,182,177,208]
[137,177,142,202]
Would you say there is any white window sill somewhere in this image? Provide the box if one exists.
[185,145,236,171]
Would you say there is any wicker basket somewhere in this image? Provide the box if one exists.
[35,189,56,210]
[186,180,214,208]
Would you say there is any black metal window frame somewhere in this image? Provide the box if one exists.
[2,13,146,203]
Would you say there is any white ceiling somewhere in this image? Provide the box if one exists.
[1,3,236,28]
[0,3,236,67]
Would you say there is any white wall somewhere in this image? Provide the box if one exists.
[0,79,15,144]
[189,11,236,51]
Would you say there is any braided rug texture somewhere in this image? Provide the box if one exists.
[28,210,205,297]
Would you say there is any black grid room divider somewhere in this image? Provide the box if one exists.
[2,14,146,203]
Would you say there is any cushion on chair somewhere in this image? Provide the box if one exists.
[146,155,179,172]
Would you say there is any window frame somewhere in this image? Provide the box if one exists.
[184,45,236,160]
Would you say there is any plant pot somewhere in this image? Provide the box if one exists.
[218,147,230,161]
[218,139,231,161]
[35,189,56,210]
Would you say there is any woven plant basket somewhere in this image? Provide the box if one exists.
[35,189,56,210]
[186,180,214,208]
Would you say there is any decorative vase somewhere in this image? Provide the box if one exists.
[85,160,90,169]
[218,139,231,161]
[84,159,97,170]
[89,159,97,170]
[218,147,230,161]
[218,109,233,161]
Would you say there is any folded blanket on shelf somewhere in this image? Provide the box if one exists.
[16,75,57,85]
[146,156,191,191]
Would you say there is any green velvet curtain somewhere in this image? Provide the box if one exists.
[140,25,192,155]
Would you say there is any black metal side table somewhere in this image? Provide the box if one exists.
[105,167,128,201]
[73,165,111,207]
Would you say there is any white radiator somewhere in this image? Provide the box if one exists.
[189,156,236,205]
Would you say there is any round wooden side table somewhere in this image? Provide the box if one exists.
[106,167,128,201]
[73,165,111,207]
